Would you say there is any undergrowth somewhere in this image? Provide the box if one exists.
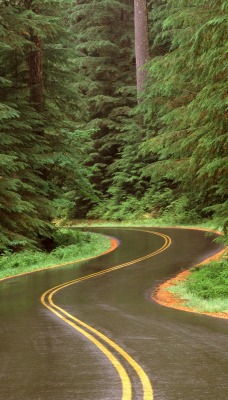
[0,229,111,280]
[59,217,226,241]
[187,260,228,299]
[168,258,228,313]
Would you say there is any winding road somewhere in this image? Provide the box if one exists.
[0,227,227,400]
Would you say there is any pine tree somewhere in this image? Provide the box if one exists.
[70,0,136,216]
[0,0,93,249]
[0,1,50,249]
[138,0,228,226]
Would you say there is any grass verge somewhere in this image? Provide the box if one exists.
[57,217,225,234]
[0,229,111,280]
[168,258,228,314]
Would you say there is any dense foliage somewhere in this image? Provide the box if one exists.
[0,0,93,250]
[85,0,227,230]
[70,0,136,217]
[0,0,227,251]
[187,260,228,300]
[0,229,111,279]
[138,0,227,228]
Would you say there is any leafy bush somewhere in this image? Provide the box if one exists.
[161,196,200,224]
[142,185,174,217]
[0,230,110,279]
[53,229,92,247]
[0,250,44,271]
[88,196,146,221]
[186,259,228,299]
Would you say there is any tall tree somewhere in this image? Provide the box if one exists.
[138,0,227,226]
[0,0,93,250]
[71,0,136,216]
[134,0,150,95]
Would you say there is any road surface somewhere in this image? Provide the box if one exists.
[0,227,227,399]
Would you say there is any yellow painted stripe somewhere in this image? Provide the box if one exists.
[47,294,153,400]
[41,294,132,400]
[41,230,171,293]
[41,229,172,400]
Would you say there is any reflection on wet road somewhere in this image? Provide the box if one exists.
[0,228,227,400]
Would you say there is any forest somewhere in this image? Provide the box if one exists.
[0,0,227,252]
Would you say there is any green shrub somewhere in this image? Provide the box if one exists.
[186,259,228,299]
[53,229,92,247]
[0,230,110,279]
[88,196,146,221]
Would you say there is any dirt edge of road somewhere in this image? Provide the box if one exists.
[152,227,227,319]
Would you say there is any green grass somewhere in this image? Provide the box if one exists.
[187,260,228,299]
[58,217,224,231]
[58,218,226,246]
[0,229,111,280]
[168,259,228,313]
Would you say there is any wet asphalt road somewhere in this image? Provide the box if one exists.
[0,227,227,400]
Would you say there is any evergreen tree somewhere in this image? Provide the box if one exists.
[0,0,93,250]
[0,1,49,249]
[138,0,227,226]
[134,0,150,95]
[71,0,136,216]
[1,0,226,233]
[90,0,163,220]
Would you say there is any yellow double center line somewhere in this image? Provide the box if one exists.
[41,229,172,400]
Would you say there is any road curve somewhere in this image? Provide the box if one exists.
[0,227,227,400]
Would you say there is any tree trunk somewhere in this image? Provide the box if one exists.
[134,0,149,97]
[28,32,44,113]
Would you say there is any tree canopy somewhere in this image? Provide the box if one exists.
[0,0,227,250]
